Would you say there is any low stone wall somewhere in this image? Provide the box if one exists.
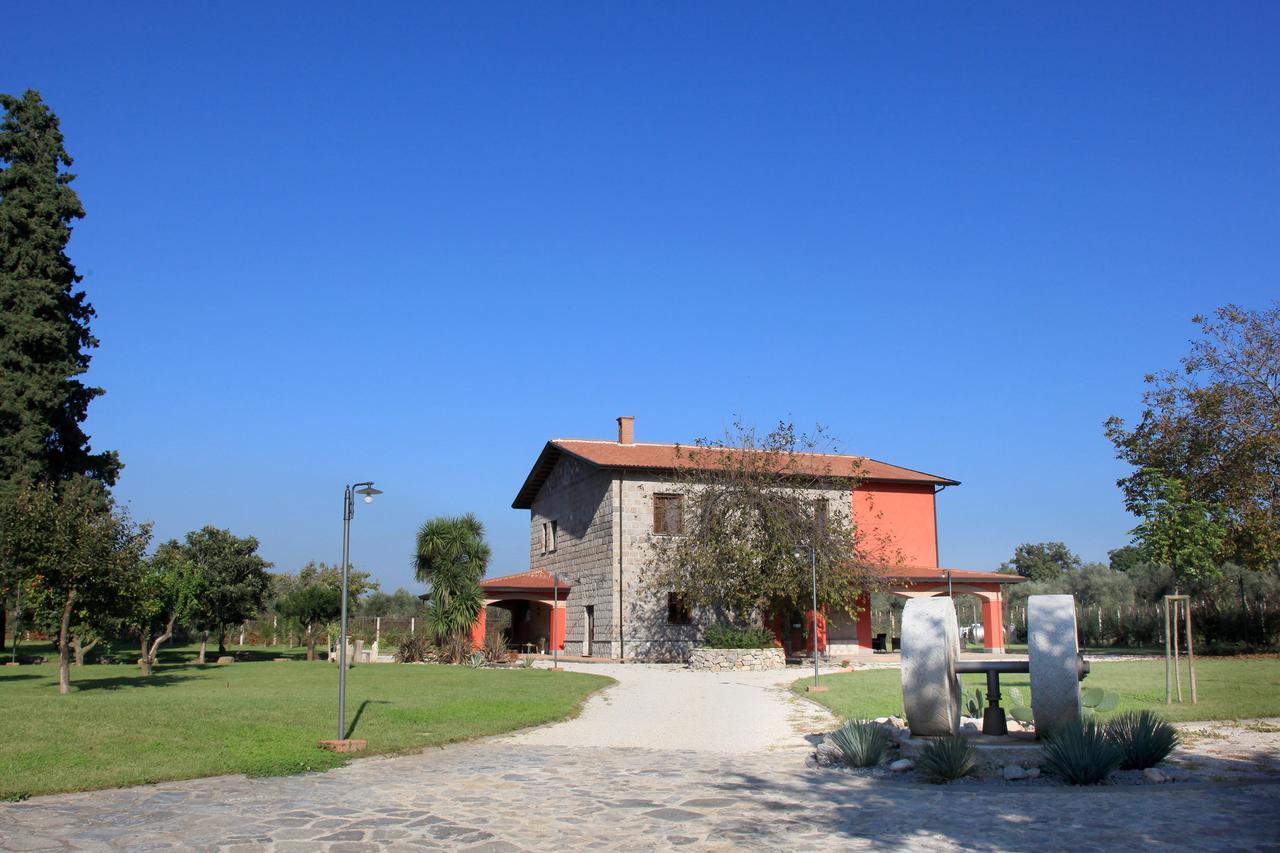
[687,647,786,672]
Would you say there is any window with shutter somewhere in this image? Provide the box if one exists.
[653,494,683,535]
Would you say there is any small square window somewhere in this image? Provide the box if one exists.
[541,520,557,554]
[653,494,684,535]
[667,592,692,625]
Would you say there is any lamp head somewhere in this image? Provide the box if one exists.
[356,484,383,504]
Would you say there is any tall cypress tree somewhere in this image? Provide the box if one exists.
[0,90,120,488]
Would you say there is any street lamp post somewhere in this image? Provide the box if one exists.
[338,481,382,741]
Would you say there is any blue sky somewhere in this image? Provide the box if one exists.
[4,3,1277,593]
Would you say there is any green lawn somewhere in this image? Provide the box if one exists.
[794,657,1280,723]
[0,652,611,800]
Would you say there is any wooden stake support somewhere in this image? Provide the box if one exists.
[1163,595,1197,705]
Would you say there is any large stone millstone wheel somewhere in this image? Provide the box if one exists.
[1028,594,1083,739]
[901,597,963,736]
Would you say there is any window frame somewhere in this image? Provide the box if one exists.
[667,591,692,625]
[652,492,685,536]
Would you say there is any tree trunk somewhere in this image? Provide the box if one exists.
[58,590,76,695]
[72,634,99,666]
[218,626,227,655]
[0,605,6,652]
[306,624,318,662]
[198,630,208,664]
[142,614,177,675]
[139,632,153,676]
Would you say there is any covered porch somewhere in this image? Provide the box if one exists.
[779,567,1025,658]
[469,569,570,652]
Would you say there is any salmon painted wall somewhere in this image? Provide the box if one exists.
[853,483,938,568]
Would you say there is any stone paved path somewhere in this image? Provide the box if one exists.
[2,743,1278,851]
[2,664,1279,851]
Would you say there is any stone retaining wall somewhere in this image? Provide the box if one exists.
[687,647,785,671]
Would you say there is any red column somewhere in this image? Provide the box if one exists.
[768,613,785,648]
[805,610,828,653]
[551,604,566,651]
[470,606,487,651]
[981,593,1005,654]
[856,593,874,653]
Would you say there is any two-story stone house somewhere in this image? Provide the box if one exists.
[469,416,1020,661]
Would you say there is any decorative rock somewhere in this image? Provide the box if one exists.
[216,656,235,664]
[1026,767,1040,779]
[889,759,914,772]
[1028,595,1082,739]
[318,739,367,753]
[1003,764,1029,781]
[1143,768,1167,784]
[687,647,785,672]
[901,597,962,736]
[815,742,844,766]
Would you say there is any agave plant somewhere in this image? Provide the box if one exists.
[916,737,976,783]
[1106,710,1179,770]
[828,720,892,768]
[1041,719,1122,785]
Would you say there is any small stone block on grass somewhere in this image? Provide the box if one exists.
[216,656,235,664]
[549,667,565,672]
[807,685,830,693]
[273,657,290,662]
[4,661,19,667]
[318,739,367,753]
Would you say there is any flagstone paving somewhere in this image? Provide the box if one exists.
[2,742,1279,851]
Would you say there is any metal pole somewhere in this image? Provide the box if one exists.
[338,485,352,740]
[811,545,819,687]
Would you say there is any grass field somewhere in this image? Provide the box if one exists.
[794,657,1280,723]
[0,647,612,800]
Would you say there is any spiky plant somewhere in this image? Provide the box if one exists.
[828,720,892,767]
[1041,719,1122,785]
[1106,711,1179,770]
[916,737,976,783]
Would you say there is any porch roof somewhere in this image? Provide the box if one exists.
[885,566,1025,585]
[480,568,572,593]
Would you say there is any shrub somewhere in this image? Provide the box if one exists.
[1041,719,1122,785]
[702,623,776,649]
[395,634,434,663]
[482,633,509,664]
[916,737,976,783]
[1106,710,1179,770]
[828,720,892,768]
[441,634,475,664]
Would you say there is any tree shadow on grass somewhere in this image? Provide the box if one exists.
[0,674,42,682]
[73,672,197,691]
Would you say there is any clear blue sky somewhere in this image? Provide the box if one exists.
[4,4,1277,592]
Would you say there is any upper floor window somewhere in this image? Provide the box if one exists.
[653,493,684,535]
[542,520,557,554]
[814,498,829,534]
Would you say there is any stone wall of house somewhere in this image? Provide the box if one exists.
[687,647,786,671]
[615,473,855,662]
[530,456,617,658]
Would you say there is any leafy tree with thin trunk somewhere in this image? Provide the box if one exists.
[414,514,489,643]
[644,420,889,633]
[0,479,147,693]
[181,526,272,660]
[1129,469,1229,593]
[1106,303,1280,571]
[278,583,343,661]
[121,540,205,675]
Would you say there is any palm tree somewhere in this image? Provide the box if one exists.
[413,514,490,643]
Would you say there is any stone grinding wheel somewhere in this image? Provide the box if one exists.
[1028,594,1083,739]
[901,597,963,736]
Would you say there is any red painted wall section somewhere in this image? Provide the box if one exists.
[804,610,828,653]
[853,483,939,568]
[551,605,566,651]
[470,607,487,650]
[856,593,874,650]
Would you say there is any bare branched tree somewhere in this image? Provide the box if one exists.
[643,419,894,627]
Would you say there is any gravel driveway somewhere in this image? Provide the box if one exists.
[510,662,838,753]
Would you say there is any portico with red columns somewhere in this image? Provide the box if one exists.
[804,609,828,654]
[464,569,571,652]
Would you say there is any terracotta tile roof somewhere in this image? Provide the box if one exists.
[886,566,1024,585]
[513,439,959,508]
[479,569,572,591]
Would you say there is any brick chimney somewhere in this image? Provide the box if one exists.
[617,416,635,445]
